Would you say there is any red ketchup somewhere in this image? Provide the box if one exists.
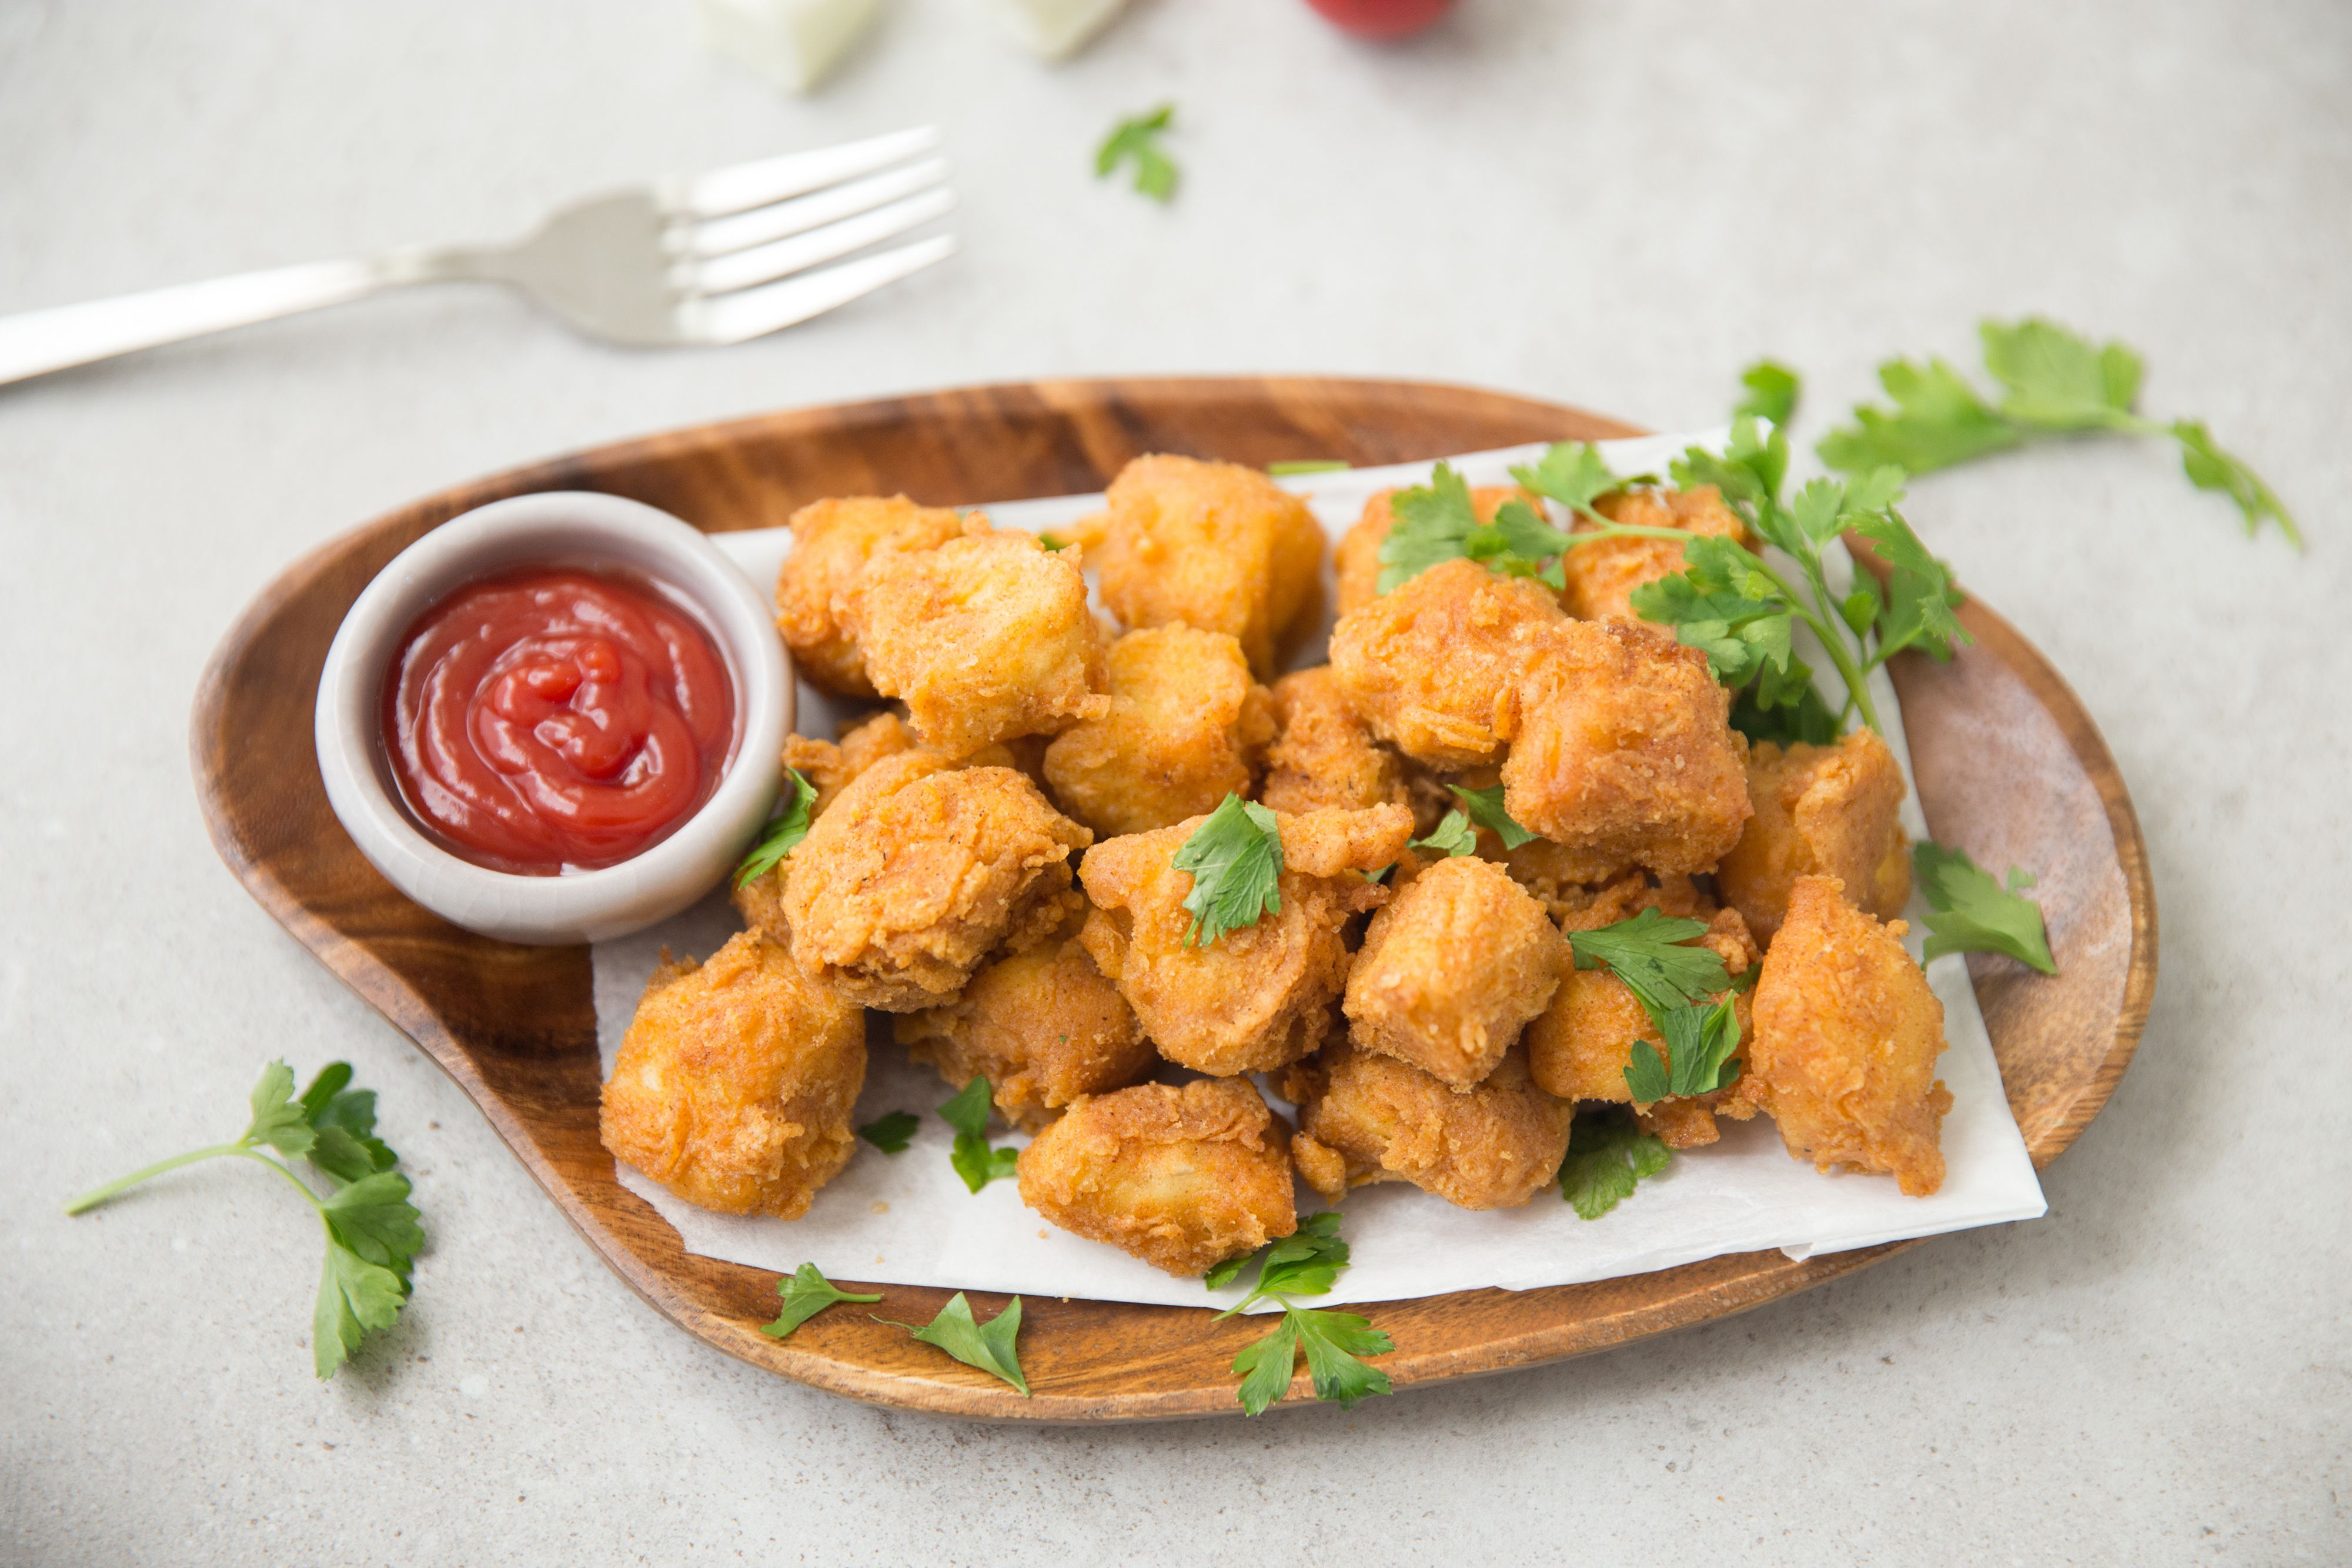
[382,567,737,875]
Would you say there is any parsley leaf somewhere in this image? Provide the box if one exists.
[1559,1106,1673,1219]
[938,1076,1022,1192]
[1822,318,2299,546]
[68,1059,423,1379]
[857,1111,920,1154]
[878,1293,1030,1395]
[1913,842,2057,974]
[1267,459,1351,476]
[1735,359,1802,426]
[1409,809,1478,859]
[733,767,818,888]
[1623,994,1743,1101]
[1566,908,1732,1021]
[1511,440,1632,517]
[1376,463,1483,593]
[1211,1213,1392,1416]
[1095,104,1178,202]
[1730,680,1840,746]
[1171,794,1284,946]
[1447,783,1537,850]
[761,1262,881,1339]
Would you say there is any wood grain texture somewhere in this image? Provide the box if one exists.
[189,376,2157,1423]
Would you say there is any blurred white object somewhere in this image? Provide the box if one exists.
[980,0,1130,60]
[697,0,883,92]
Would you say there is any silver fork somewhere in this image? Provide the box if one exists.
[0,126,956,387]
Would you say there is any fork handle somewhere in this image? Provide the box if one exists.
[0,251,470,387]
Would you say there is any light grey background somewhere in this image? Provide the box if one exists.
[4,1,2344,1563]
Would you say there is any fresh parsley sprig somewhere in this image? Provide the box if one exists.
[1210,1213,1394,1416]
[1448,783,1537,849]
[1095,104,1178,202]
[760,1263,881,1339]
[1559,1106,1672,1220]
[1568,910,1743,1102]
[733,767,818,888]
[938,1077,1020,1193]
[1408,809,1478,859]
[857,1111,920,1154]
[1375,454,1681,596]
[1913,842,2057,974]
[1171,793,1284,946]
[1819,318,2300,547]
[877,1293,1030,1395]
[65,1060,423,1380]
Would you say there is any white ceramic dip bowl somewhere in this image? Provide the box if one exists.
[315,490,790,946]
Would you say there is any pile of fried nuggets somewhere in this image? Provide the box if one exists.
[599,454,1956,1282]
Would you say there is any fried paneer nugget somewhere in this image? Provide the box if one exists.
[844,528,1108,758]
[1328,558,1565,770]
[1501,618,1752,880]
[1525,904,1762,1147]
[896,930,1154,1131]
[774,495,968,697]
[1094,454,1326,678]
[1258,665,1410,816]
[599,932,864,1218]
[1286,1042,1571,1211]
[1078,804,1412,1076]
[1716,727,1912,946]
[1344,856,1562,1089]
[1017,1078,1298,1277]
[1334,485,1538,618]
[1561,486,1752,623]
[1043,626,1274,837]
[780,751,1091,1011]
[1738,875,1950,1193]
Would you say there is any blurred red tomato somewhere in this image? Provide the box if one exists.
[1304,0,1456,40]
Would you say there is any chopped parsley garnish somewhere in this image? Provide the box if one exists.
[1447,783,1537,850]
[1408,809,1478,859]
[1568,910,1743,1101]
[760,1263,880,1339]
[1095,103,1178,202]
[938,1077,1020,1193]
[1819,318,2298,546]
[1559,1106,1672,1220]
[856,1111,920,1154]
[1210,1213,1394,1416]
[1913,841,2057,974]
[877,1293,1030,1396]
[65,1059,423,1380]
[733,767,818,888]
[1623,994,1743,1102]
[1171,794,1284,946]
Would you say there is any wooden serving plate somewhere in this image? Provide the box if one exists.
[191,377,2156,1422]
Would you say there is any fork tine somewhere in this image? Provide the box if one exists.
[666,126,941,219]
[681,159,950,260]
[687,189,957,297]
[691,235,957,345]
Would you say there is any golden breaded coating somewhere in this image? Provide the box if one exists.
[1525,907,1762,1146]
[1259,665,1410,816]
[1328,558,1565,769]
[1077,804,1412,1076]
[1343,856,1562,1089]
[844,529,1108,758]
[1016,1079,1298,1277]
[1094,454,1326,678]
[774,496,968,697]
[1334,485,1538,618]
[1043,626,1274,837]
[1739,875,1952,1195]
[896,931,1154,1131]
[1285,1042,1571,1211]
[1716,727,1912,946]
[1501,618,1752,880]
[599,932,864,1218]
[1561,486,1752,623]
[737,714,1046,940]
[780,751,1091,1011]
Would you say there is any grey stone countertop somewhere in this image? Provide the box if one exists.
[2,1,2344,1563]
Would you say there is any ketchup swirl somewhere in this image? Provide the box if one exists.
[382,567,737,874]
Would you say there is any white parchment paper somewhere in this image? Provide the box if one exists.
[594,432,2047,1311]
